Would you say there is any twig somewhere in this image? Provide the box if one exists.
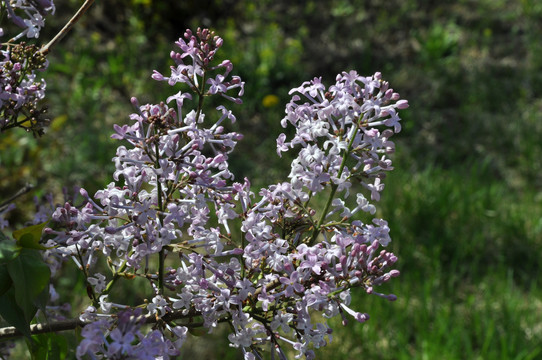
[0,308,201,340]
[40,0,95,55]
[0,183,34,212]
[0,318,86,339]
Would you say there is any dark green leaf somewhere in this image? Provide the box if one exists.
[13,222,50,250]
[7,249,51,324]
[0,287,32,339]
[0,265,13,297]
[33,279,50,316]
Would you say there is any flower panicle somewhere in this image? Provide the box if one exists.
[38,28,407,359]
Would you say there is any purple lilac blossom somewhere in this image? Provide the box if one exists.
[45,28,408,358]
[1,46,49,135]
[76,309,179,359]
[1,1,54,135]
[1,0,55,40]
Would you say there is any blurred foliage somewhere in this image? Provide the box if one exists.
[3,0,541,199]
[317,166,542,359]
[1,0,542,358]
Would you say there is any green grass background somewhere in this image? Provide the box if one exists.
[1,0,541,358]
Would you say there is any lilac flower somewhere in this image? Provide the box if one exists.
[366,177,385,201]
[270,312,294,333]
[299,245,325,275]
[147,295,169,317]
[107,327,135,356]
[276,133,290,156]
[280,271,305,296]
[87,273,107,293]
[207,74,227,94]
[169,325,188,350]
[2,0,54,40]
[76,318,109,359]
[236,278,256,300]
[352,193,376,215]
[257,286,276,312]
[228,327,256,348]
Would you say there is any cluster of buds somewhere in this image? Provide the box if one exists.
[43,28,408,359]
[0,42,49,136]
[0,1,54,136]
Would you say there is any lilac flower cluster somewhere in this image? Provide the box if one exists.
[0,42,49,135]
[0,0,55,40]
[0,1,54,136]
[77,308,182,359]
[44,28,408,359]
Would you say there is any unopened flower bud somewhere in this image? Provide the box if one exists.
[396,99,409,109]
[130,97,140,108]
[389,270,400,277]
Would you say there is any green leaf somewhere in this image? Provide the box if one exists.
[0,265,13,297]
[7,249,51,325]
[33,279,50,316]
[0,239,21,264]
[12,222,50,250]
[0,287,32,338]
[28,333,68,360]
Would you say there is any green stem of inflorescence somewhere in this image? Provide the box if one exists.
[103,258,128,295]
[155,141,166,294]
[75,245,99,307]
[309,121,360,246]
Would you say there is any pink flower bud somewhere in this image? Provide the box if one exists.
[396,100,409,109]
[130,97,139,108]
[152,70,165,81]
[79,188,89,198]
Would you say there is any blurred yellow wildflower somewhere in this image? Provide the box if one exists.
[262,94,280,108]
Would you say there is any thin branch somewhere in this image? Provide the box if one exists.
[0,318,86,339]
[0,183,34,212]
[0,308,202,340]
[40,0,95,55]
